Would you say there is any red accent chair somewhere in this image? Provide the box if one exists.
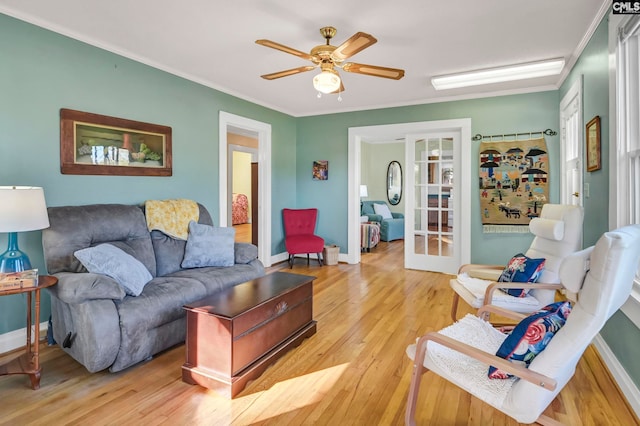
[283,208,324,268]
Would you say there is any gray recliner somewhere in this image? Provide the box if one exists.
[42,203,264,373]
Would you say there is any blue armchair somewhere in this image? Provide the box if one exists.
[361,200,404,242]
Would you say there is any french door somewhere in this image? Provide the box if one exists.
[405,130,467,273]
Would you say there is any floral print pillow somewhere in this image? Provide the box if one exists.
[488,301,572,379]
[498,253,546,297]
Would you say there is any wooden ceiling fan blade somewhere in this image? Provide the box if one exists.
[260,66,316,80]
[255,39,316,62]
[342,62,405,80]
[330,32,377,61]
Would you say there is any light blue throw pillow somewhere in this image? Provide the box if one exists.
[181,221,236,268]
[74,243,153,296]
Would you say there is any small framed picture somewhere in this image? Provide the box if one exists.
[313,160,328,180]
[586,116,601,172]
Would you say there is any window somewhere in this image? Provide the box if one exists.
[611,14,640,326]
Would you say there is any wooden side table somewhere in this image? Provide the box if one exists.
[0,275,57,389]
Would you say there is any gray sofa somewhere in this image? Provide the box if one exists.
[42,203,264,373]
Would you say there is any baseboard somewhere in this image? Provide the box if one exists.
[621,290,640,329]
[270,251,289,266]
[0,322,49,353]
[593,334,640,418]
[271,252,347,267]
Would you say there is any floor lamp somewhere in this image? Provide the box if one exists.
[0,186,50,273]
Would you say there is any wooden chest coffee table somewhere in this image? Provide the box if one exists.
[181,271,316,397]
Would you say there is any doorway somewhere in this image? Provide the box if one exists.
[559,77,583,207]
[360,139,406,233]
[229,144,258,244]
[348,119,471,273]
[219,112,272,267]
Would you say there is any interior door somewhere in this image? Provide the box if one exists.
[560,79,583,206]
[405,132,461,273]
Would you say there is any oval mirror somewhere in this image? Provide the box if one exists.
[387,161,402,205]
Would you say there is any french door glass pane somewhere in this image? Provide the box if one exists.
[413,136,453,257]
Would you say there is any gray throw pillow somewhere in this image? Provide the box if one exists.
[74,243,153,296]
[181,221,236,268]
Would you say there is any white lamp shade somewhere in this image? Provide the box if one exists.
[0,186,50,232]
[313,70,341,94]
[359,185,369,197]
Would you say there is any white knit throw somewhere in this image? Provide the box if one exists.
[422,314,517,408]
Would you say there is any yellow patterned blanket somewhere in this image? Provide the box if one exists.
[145,199,199,240]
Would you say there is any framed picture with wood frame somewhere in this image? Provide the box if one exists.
[586,115,601,172]
[60,109,172,176]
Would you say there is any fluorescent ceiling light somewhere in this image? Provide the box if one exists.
[431,58,565,90]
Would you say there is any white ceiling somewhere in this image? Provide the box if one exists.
[0,0,608,117]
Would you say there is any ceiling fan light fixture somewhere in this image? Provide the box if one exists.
[431,58,565,90]
[313,69,341,94]
[257,27,404,95]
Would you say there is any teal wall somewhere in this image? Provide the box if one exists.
[0,14,297,334]
[560,14,640,390]
[600,307,640,388]
[297,92,561,260]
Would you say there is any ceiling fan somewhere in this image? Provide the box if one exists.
[256,26,405,95]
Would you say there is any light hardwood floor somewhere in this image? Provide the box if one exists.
[234,223,252,243]
[0,240,638,425]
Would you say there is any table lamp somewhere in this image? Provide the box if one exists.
[0,186,49,272]
[359,184,368,213]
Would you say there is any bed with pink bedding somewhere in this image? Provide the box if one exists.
[232,193,249,225]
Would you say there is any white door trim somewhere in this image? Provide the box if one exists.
[348,119,471,266]
[219,111,272,267]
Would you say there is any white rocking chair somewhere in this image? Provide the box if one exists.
[406,225,640,425]
[450,204,583,321]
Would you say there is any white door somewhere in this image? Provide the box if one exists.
[405,131,465,273]
[560,79,583,206]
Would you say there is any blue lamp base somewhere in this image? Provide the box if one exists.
[0,232,32,273]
